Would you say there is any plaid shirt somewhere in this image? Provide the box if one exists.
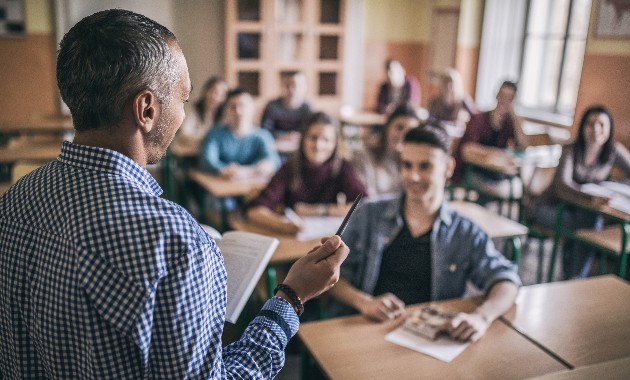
[0,141,298,379]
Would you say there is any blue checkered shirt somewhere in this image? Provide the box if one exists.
[0,141,299,379]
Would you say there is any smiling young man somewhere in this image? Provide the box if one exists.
[0,9,349,379]
[328,124,520,342]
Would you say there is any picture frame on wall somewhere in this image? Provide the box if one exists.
[595,0,630,38]
[0,0,24,37]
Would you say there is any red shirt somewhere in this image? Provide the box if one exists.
[453,111,516,183]
[248,158,367,211]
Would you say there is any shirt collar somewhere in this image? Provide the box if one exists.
[385,194,453,227]
[58,141,163,197]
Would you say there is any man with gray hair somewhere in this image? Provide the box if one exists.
[0,9,348,379]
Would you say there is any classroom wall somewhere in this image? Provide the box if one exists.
[361,0,466,110]
[575,0,630,149]
[2,0,629,148]
[0,0,57,124]
[362,0,432,110]
[455,0,483,99]
[0,0,225,125]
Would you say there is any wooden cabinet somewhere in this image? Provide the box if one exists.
[225,0,345,115]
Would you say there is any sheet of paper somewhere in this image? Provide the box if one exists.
[609,196,630,215]
[581,183,614,197]
[296,216,345,241]
[385,326,469,363]
[581,182,630,215]
[600,181,630,198]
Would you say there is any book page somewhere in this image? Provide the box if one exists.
[581,182,630,215]
[385,326,469,362]
[218,231,279,323]
[296,216,345,241]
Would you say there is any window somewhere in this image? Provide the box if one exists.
[476,0,591,124]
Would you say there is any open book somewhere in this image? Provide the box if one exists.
[202,225,279,323]
[385,306,468,363]
[581,181,630,215]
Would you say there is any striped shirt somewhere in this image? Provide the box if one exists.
[0,141,298,379]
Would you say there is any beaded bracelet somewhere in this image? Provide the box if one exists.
[274,283,304,316]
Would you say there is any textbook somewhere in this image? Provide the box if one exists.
[402,306,457,340]
[203,225,279,324]
[385,305,468,362]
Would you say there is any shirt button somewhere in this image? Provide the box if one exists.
[449,264,457,272]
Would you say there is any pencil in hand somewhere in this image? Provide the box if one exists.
[335,193,363,237]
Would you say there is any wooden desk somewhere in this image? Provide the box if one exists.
[451,200,528,239]
[188,169,269,231]
[299,298,566,380]
[170,139,200,158]
[0,182,10,196]
[0,119,74,135]
[188,169,268,199]
[527,357,630,380]
[503,275,630,368]
[463,145,561,220]
[450,200,528,264]
[0,142,61,163]
[230,218,319,265]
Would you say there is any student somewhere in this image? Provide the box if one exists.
[375,59,421,114]
[427,68,477,131]
[247,112,366,235]
[176,75,228,150]
[350,104,421,198]
[528,105,630,279]
[454,80,527,200]
[328,124,520,342]
[261,71,313,140]
[199,88,281,180]
[0,9,350,378]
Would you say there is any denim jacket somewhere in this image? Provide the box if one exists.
[329,195,522,317]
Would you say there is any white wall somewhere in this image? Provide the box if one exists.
[53,0,225,112]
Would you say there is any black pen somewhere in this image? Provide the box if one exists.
[335,193,363,237]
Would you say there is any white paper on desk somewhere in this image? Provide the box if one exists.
[609,197,630,215]
[581,182,630,214]
[296,216,345,241]
[581,183,614,197]
[600,181,630,198]
[385,326,469,363]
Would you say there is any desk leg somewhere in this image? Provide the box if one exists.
[618,223,629,278]
[509,236,522,267]
[548,202,568,282]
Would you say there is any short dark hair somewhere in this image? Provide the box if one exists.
[224,88,250,103]
[57,9,178,131]
[403,123,452,155]
[500,80,518,93]
[372,104,420,161]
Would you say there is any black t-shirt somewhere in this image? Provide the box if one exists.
[372,223,432,305]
